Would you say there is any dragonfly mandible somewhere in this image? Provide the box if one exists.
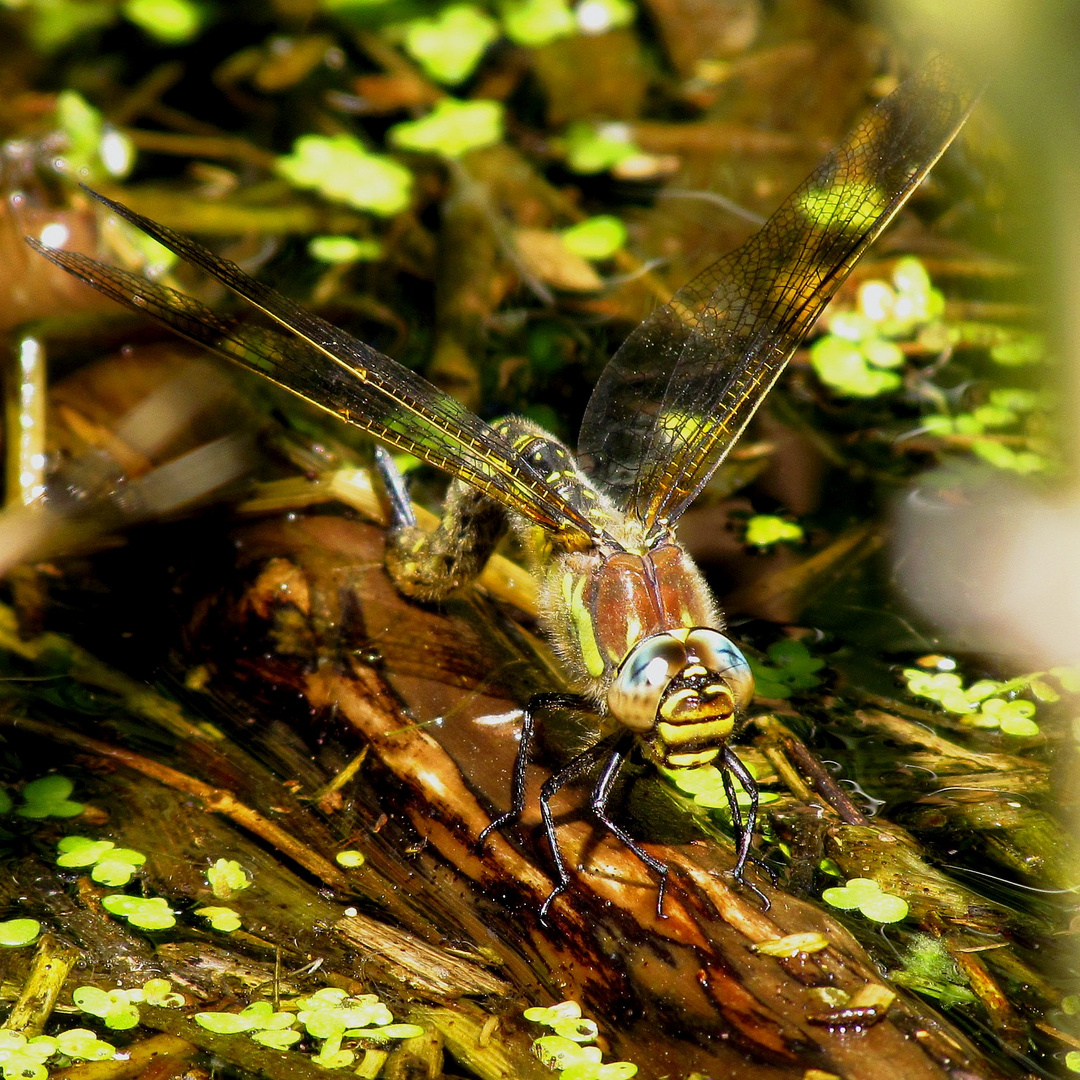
[29,57,972,919]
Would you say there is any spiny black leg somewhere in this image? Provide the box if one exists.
[477,693,592,848]
[372,445,417,530]
[590,732,671,917]
[720,759,746,855]
[536,732,623,921]
[721,745,771,910]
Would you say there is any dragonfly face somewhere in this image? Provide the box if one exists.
[28,58,972,915]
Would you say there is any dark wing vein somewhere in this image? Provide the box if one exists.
[31,196,600,547]
[577,57,973,530]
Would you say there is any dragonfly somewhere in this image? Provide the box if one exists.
[29,58,971,919]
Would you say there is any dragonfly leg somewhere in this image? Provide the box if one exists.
[590,732,671,918]
[721,745,772,907]
[537,730,624,921]
[373,446,507,602]
[373,445,417,530]
[477,691,592,848]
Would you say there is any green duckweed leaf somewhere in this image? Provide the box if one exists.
[308,236,383,264]
[335,849,366,868]
[194,1012,258,1034]
[18,776,84,819]
[533,1036,601,1070]
[823,878,908,923]
[54,1029,116,1061]
[206,858,250,898]
[560,216,626,259]
[100,894,175,931]
[562,121,637,174]
[388,98,503,159]
[552,1017,598,1042]
[139,978,186,1007]
[524,1001,581,1026]
[401,4,499,84]
[122,0,202,43]
[195,906,242,932]
[277,135,412,215]
[501,0,575,45]
[810,334,902,397]
[251,1029,302,1049]
[744,514,803,547]
[206,859,250,894]
[57,837,115,867]
[0,919,41,947]
[311,1047,354,1069]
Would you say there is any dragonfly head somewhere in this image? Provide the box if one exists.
[607,628,754,769]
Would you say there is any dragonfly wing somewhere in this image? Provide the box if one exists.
[577,58,973,529]
[30,205,599,547]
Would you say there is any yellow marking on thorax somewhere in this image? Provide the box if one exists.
[562,571,605,678]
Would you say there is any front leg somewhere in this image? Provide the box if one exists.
[478,692,594,847]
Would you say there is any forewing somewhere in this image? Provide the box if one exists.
[578,58,973,529]
[30,199,599,547]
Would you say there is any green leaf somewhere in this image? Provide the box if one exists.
[810,334,902,397]
[0,919,41,947]
[277,135,413,215]
[560,216,626,259]
[206,858,250,898]
[91,859,140,887]
[989,333,1044,366]
[335,849,366,868]
[859,892,909,923]
[500,0,575,45]
[122,0,203,43]
[308,236,383,265]
[194,1012,258,1034]
[301,1008,347,1039]
[55,91,103,178]
[401,4,499,84]
[72,987,113,1017]
[57,837,114,867]
[251,1029,302,1049]
[195,906,242,932]
[388,98,504,159]
[54,1030,116,1061]
[821,885,863,910]
[524,1001,581,1026]
[101,895,176,930]
[310,1048,354,1069]
[360,1022,425,1039]
[73,987,140,1029]
[532,1036,600,1070]
[862,338,905,369]
[140,978,185,1007]
[18,776,84,819]
[552,1017,598,1042]
[562,121,637,174]
[744,514,803,547]
[892,256,931,301]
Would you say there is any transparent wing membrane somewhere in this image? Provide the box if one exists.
[577,58,972,530]
[31,194,600,547]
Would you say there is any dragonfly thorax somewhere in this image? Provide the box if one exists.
[539,534,754,764]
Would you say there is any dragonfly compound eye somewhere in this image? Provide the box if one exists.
[683,628,754,712]
[607,633,690,732]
